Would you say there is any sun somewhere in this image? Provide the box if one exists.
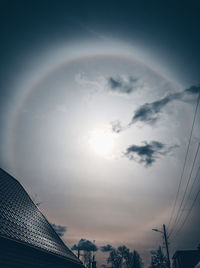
[89,128,115,156]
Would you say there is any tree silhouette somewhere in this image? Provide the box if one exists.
[126,250,143,268]
[83,251,92,267]
[72,238,98,267]
[107,246,143,268]
[118,246,130,268]
[107,248,122,268]
[149,246,168,268]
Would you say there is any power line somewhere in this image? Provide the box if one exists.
[169,163,200,240]
[170,183,200,242]
[169,142,200,237]
[167,93,200,231]
[180,163,200,219]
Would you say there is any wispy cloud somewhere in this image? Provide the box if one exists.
[124,141,178,167]
[107,76,138,94]
[185,84,200,95]
[130,84,200,126]
[75,73,103,91]
[130,92,183,125]
[75,73,140,96]
[100,244,113,252]
[111,84,200,133]
[51,223,67,237]
[110,120,124,133]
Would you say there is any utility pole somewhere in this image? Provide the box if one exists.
[92,240,96,268]
[163,224,171,268]
[152,224,171,268]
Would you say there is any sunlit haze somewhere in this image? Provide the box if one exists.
[89,128,115,157]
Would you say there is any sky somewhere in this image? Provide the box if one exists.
[0,1,200,267]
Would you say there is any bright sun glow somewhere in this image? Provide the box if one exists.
[89,128,114,156]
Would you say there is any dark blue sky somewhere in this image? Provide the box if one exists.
[1,1,200,83]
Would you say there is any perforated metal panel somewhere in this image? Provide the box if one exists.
[0,168,82,265]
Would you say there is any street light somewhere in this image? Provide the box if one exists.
[152,224,171,268]
[152,228,163,233]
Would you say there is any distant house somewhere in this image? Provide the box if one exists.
[0,168,84,268]
[172,250,200,268]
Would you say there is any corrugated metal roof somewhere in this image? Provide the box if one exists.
[0,168,81,265]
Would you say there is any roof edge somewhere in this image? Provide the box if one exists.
[0,234,83,266]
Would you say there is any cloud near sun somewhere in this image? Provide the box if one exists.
[110,83,200,166]
[107,75,139,94]
[123,141,178,167]
[110,84,200,132]
[130,84,200,125]
[75,73,140,95]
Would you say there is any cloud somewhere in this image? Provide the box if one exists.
[110,120,124,133]
[100,244,113,252]
[110,84,200,133]
[129,84,200,126]
[75,73,103,91]
[185,84,200,95]
[130,92,184,125]
[72,239,98,252]
[107,76,138,94]
[110,92,178,132]
[51,223,67,237]
[124,141,177,166]
[75,73,141,96]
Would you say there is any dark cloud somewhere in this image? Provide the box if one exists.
[110,84,200,132]
[185,84,200,95]
[124,141,177,166]
[107,76,138,94]
[129,84,200,126]
[100,244,113,252]
[51,223,67,237]
[72,239,98,252]
[130,92,183,125]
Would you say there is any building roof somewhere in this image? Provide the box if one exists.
[0,168,82,265]
[172,249,200,268]
[173,250,200,258]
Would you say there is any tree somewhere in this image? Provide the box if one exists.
[71,238,98,267]
[107,248,122,268]
[107,246,143,268]
[101,244,113,252]
[149,246,168,268]
[83,251,92,267]
[118,246,130,268]
[126,250,143,268]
